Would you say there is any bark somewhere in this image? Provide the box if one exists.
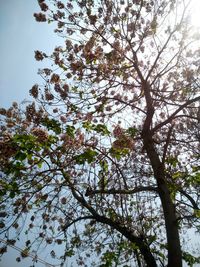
[142,131,182,267]
[140,78,182,267]
[138,240,157,267]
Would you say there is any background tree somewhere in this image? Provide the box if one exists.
[0,0,200,266]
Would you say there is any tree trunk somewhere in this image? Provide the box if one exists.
[139,241,157,267]
[142,132,182,267]
[157,179,182,267]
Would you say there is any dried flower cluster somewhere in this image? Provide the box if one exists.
[31,128,49,143]
[33,12,47,22]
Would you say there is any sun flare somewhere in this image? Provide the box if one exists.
[189,0,200,28]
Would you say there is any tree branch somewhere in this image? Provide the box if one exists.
[152,96,200,133]
[85,186,158,196]
[61,216,94,231]
[179,190,199,210]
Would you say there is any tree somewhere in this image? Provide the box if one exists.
[0,0,200,266]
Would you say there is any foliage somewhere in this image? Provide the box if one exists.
[0,0,200,266]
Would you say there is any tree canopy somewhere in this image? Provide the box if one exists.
[0,0,200,266]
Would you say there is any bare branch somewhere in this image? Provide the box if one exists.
[85,186,158,196]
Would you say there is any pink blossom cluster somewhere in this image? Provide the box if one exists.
[113,125,124,138]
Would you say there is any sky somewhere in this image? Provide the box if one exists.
[0,0,200,266]
[0,1,62,266]
[0,0,61,109]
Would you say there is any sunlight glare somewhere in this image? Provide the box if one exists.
[189,0,200,29]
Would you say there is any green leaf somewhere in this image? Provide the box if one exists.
[15,152,27,161]
[100,251,117,267]
[66,125,75,138]
[9,191,16,199]
[65,249,74,257]
[100,160,108,172]
[70,104,78,112]
[41,118,61,134]
[126,127,138,137]
[94,124,110,135]
[166,156,178,167]
[71,86,78,93]
[82,122,110,135]
[183,251,200,266]
[37,161,43,168]
[109,147,129,160]
[172,172,182,179]
[187,172,200,186]
[194,210,200,218]
[75,149,98,164]
[83,121,93,131]
[60,64,67,71]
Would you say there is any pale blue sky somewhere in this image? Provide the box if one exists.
[0,1,62,266]
[0,0,61,108]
